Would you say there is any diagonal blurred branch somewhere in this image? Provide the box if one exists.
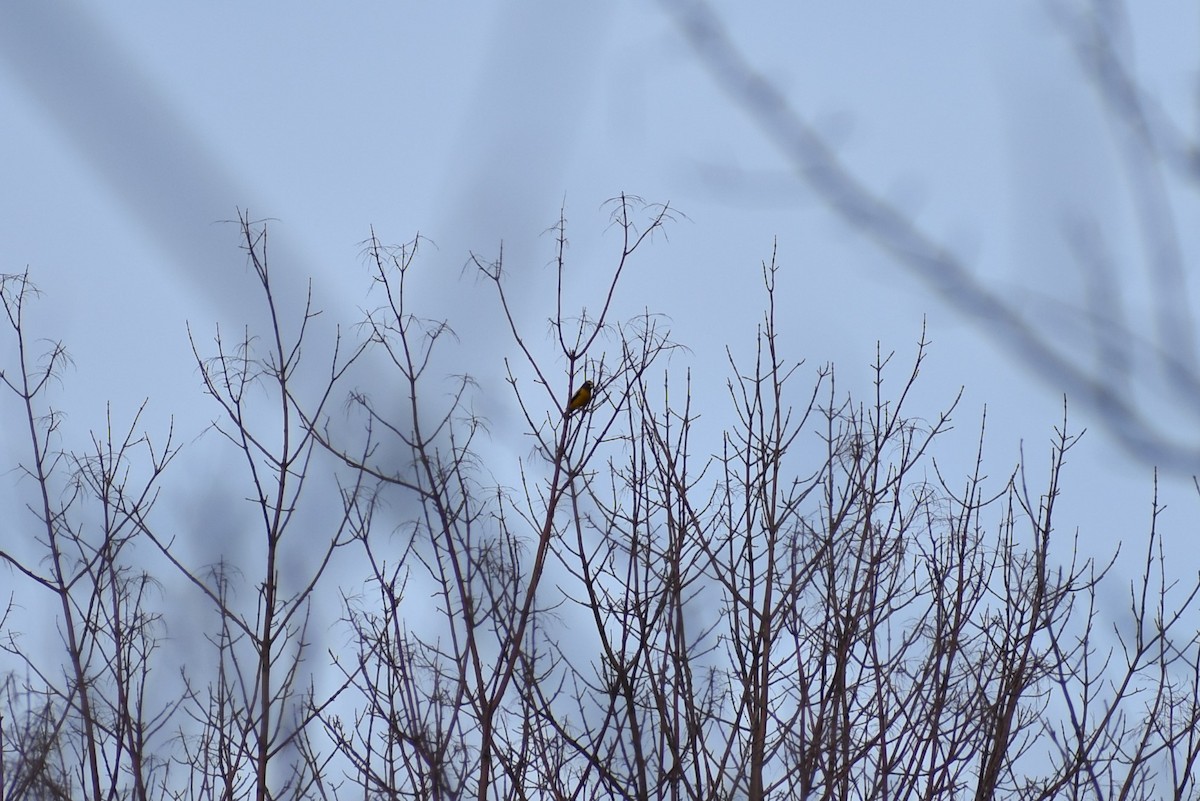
[660,0,1200,471]
[0,3,322,328]
[1057,0,1200,394]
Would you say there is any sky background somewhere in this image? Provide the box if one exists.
[1,3,1198,607]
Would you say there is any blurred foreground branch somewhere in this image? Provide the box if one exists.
[661,0,1200,471]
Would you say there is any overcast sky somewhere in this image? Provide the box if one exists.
[2,3,1198,583]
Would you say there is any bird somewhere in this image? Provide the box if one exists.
[564,380,593,416]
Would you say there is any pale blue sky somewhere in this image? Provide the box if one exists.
[1,3,1198,576]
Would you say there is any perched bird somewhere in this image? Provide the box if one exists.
[564,380,593,416]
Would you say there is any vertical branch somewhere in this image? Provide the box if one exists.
[132,212,362,800]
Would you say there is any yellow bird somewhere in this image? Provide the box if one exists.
[564,380,593,416]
